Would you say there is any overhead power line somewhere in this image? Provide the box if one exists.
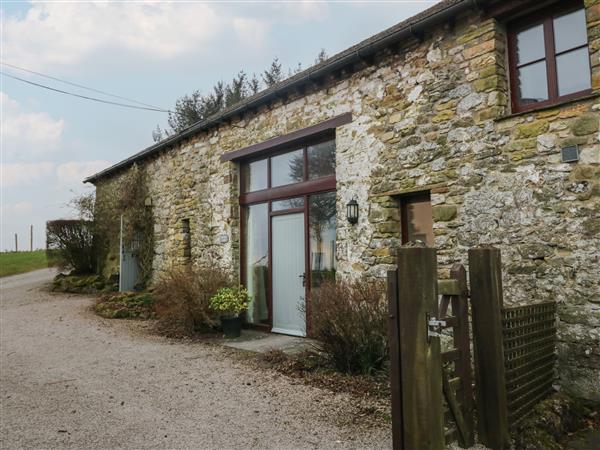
[0,61,166,110]
[1,71,171,113]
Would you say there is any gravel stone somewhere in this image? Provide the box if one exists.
[0,269,390,449]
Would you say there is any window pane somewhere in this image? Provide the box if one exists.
[309,192,336,288]
[242,159,267,192]
[272,197,304,211]
[308,140,336,180]
[557,47,591,96]
[271,149,304,187]
[516,23,545,65]
[517,60,549,104]
[554,8,587,54]
[244,203,269,325]
[402,195,434,246]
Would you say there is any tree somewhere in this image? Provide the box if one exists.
[167,91,203,134]
[315,48,328,65]
[156,50,329,137]
[152,125,164,143]
[225,72,248,107]
[262,57,283,87]
[248,74,261,95]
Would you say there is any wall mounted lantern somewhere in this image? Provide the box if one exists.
[346,199,359,224]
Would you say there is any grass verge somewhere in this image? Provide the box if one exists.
[0,251,48,277]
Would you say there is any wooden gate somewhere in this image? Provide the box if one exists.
[387,247,474,450]
[388,246,557,450]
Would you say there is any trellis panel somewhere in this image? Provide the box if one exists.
[502,301,557,425]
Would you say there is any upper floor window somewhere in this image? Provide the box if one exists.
[241,137,335,193]
[508,2,591,113]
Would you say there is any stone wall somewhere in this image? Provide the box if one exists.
[94,2,600,401]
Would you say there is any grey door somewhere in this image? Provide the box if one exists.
[119,215,140,292]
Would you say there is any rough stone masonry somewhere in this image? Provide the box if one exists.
[93,2,600,401]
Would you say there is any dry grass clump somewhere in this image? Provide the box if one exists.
[94,292,155,319]
[153,265,231,337]
[310,277,388,375]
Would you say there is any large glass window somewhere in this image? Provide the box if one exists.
[244,203,269,325]
[508,2,591,112]
[271,149,304,187]
[308,140,336,180]
[309,192,337,288]
[241,138,335,193]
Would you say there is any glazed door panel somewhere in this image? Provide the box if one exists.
[271,213,306,336]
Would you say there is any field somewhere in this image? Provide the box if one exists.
[0,251,48,277]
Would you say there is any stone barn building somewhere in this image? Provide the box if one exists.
[87,0,600,401]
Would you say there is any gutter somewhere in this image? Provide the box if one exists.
[85,0,478,184]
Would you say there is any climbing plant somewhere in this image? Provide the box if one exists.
[94,163,154,288]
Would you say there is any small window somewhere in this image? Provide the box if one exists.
[242,159,268,192]
[272,197,304,211]
[508,1,591,112]
[400,193,434,246]
[182,219,191,258]
[271,149,304,187]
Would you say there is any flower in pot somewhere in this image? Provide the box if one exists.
[209,286,250,338]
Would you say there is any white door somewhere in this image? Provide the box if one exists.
[271,213,306,336]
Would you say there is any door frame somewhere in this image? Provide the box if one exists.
[241,188,336,335]
[238,132,337,335]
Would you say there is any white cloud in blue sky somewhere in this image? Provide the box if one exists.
[1,0,437,251]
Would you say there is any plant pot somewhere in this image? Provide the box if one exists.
[221,315,242,338]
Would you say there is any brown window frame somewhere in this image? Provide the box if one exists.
[507,0,592,113]
[239,133,337,335]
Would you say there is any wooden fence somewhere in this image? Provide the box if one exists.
[388,246,558,450]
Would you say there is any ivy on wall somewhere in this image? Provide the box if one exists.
[95,164,154,288]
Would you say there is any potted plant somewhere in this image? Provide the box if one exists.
[209,286,250,338]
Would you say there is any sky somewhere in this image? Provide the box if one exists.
[1,0,438,251]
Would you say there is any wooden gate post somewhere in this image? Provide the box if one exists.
[468,247,509,450]
[388,247,444,450]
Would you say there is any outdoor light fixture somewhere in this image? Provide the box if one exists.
[346,199,359,224]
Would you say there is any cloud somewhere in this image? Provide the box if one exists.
[2,2,227,70]
[56,160,111,186]
[2,202,33,216]
[233,18,270,49]
[1,92,65,160]
[1,162,55,187]
[270,1,330,22]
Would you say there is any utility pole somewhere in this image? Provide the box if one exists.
[30,225,33,252]
[15,233,18,252]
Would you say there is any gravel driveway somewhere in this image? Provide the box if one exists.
[0,269,391,449]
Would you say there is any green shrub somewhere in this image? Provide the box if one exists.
[51,273,117,294]
[209,286,249,317]
[46,219,97,274]
[310,277,388,375]
[153,265,231,337]
[94,292,155,319]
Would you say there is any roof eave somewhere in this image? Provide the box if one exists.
[85,0,477,184]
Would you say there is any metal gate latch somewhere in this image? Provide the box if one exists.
[427,315,446,341]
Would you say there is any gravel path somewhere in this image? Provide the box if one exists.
[0,269,391,449]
